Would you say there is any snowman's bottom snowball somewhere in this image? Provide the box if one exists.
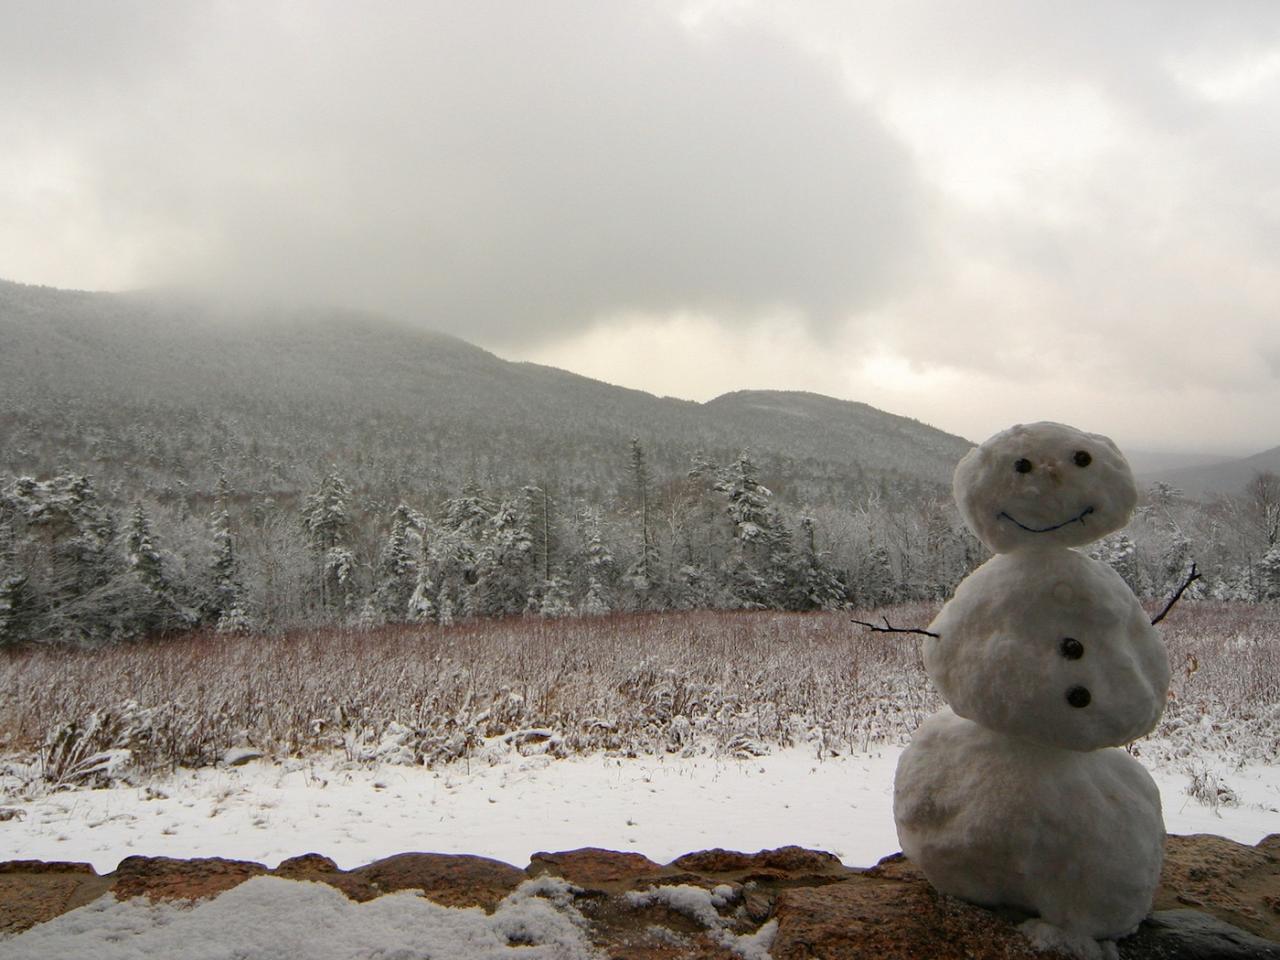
[894,708,1164,941]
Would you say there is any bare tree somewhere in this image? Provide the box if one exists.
[1247,471,1280,548]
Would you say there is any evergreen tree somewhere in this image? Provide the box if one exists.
[579,507,614,616]
[857,540,897,608]
[471,497,536,616]
[432,486,496,618]
[372,504,421,622]
[788,515,846,610]
[0,502,30,645]
[538,576,573,618]
[407,554,437,623]
[209,488,252,634]
[8,474,125,643]
[715,452,786,608]
[126,504,168,597]
[124,502,189,635]
[302,472,353,612]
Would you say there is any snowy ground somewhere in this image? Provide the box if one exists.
[2,744,1277,959]
[4,744,1277,874]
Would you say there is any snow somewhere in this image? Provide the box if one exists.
[625,883,778,958]
[2,747,903,872]
[0,874,599,960]
[2,745,1275,876]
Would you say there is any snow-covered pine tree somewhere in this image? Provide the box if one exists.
[857,540,897,608]
[578,507,614,616]
[372,504,422,623]
[124,502,189,635]
[209,484,252,634]
[8,474,126,643]
[302,472,353,613]
[715,451,786,609]
[788,514,846,610]
[0,499,30,645]
[538,576,574,618]
[471,497,536,617]
[431,486,495,618]
[126,503,161,581]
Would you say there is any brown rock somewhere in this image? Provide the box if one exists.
[110,855,268,902]
[671,846,846,883]
[530,847,668,891]
[1259,834,1280,858]
[0,863,110,936]
[1154,833,1280,941]
[273,853,341,880]
[859,851,926,883]
[770,874,1061,960]
[345,852,524,910]
[0,861,96,875]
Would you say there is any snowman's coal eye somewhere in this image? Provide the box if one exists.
[1014,458,1033,474]
[1066,686,1091,708]
[1060,638,1084,660]
[1073,450,1092,467]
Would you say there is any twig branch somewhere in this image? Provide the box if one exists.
[1151,562,1201,626]
[850,616,940,639]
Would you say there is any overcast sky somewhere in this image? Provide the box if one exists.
[4,1,1279,454]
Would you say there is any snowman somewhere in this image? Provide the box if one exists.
[891,422,1173,958]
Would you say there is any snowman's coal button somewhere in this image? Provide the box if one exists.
[1066,685,1092,708]
[1060,637,1084,659]
[1074,450,1092,467]
[1015,458,1033,473]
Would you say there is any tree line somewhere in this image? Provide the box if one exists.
[2,441,1278,646]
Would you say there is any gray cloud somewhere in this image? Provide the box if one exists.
[0,1,930,342]
[5,0,1280,453]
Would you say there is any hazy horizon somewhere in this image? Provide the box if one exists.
[4,1,1279,454]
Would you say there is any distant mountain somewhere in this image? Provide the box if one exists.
[1125,449,1231,476]
[1141,446,1280,499]
[0,278,973,507]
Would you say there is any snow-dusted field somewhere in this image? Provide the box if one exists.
[5,741,1277,874]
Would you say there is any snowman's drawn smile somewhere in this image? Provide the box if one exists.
[997,505,1095,533]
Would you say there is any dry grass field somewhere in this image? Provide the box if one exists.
[2,602,1277,792]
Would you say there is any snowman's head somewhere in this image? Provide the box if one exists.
[954,422,1136,553]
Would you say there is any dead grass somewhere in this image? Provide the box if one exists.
[2,602,1275,790]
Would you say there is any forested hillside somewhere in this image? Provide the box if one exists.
[2,279,1278,644]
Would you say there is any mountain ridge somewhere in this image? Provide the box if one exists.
[0,278,973,506]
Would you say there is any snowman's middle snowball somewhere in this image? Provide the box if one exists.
[925,547,1170,751]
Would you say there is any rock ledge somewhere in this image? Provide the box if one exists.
[2,834,1277,958]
